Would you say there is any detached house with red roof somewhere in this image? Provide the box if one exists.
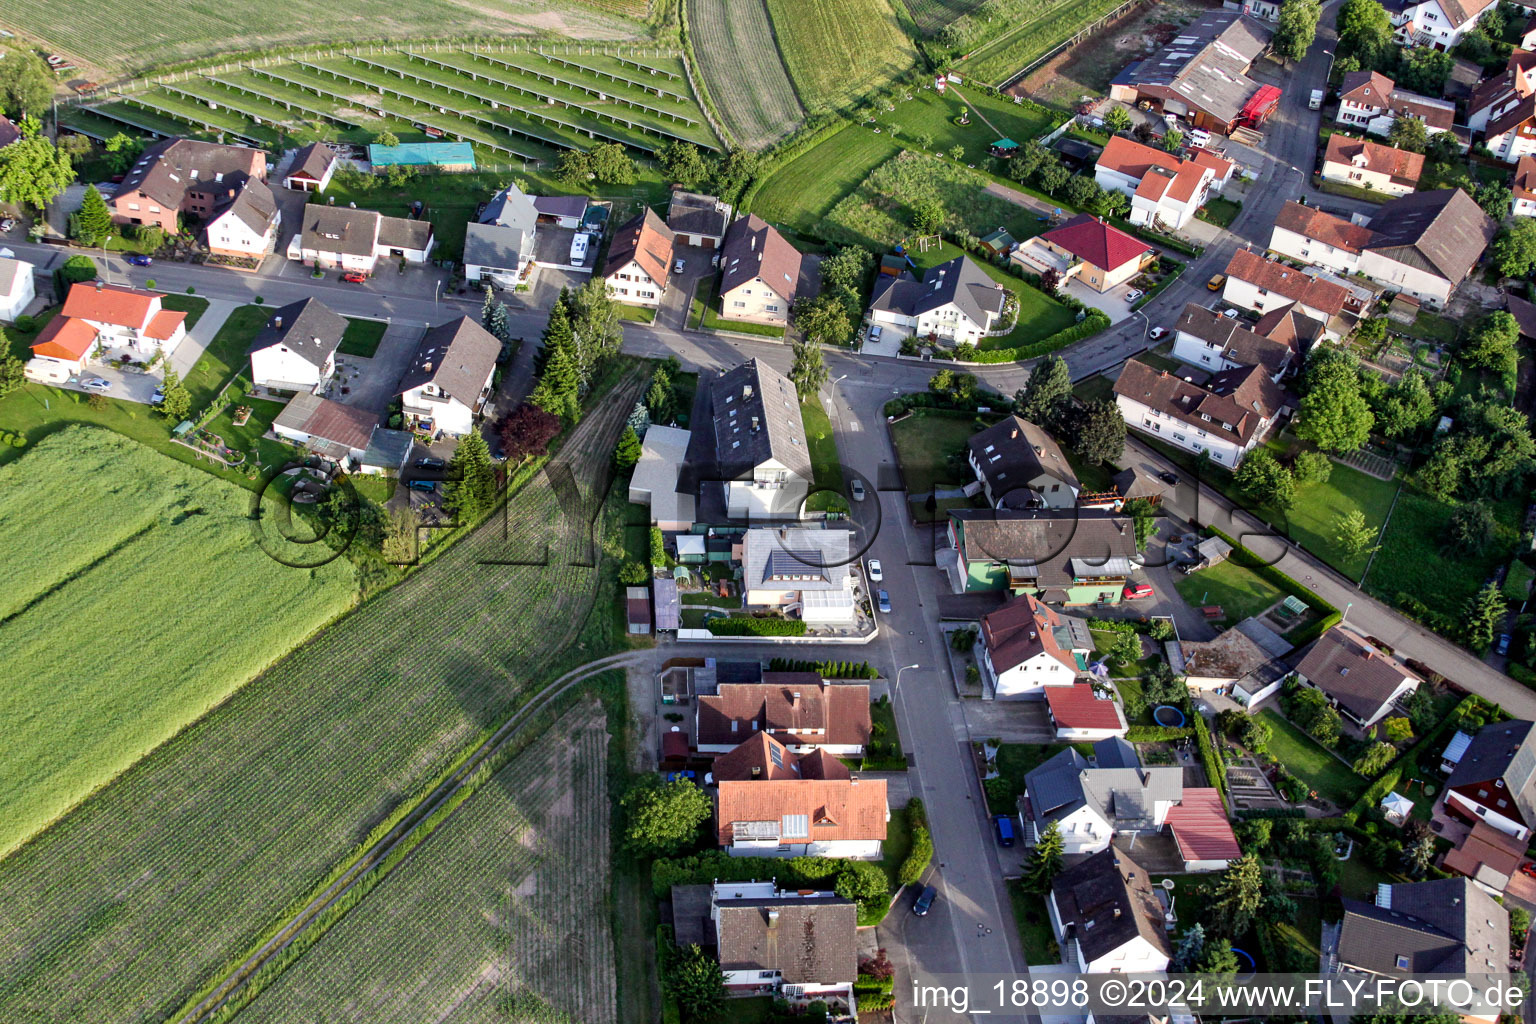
[1220,247,1358,339]
[1094,137,1216,231]
[1045,683,1129,741]
[1513,156,1536,216]
[695,675,872,757]
[1389,0,1500,51]
[25,282,188,384]
[712,732,888,859]
[1322,135,1425,197]
[1012,214,1156,295]
[977,593,1092,698]
[1336,70,1456,140]
[1113,357,1292,467]
[602,208,674,308]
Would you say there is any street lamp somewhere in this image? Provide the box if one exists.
[894,663,920,696]
[1342,601,1352,625]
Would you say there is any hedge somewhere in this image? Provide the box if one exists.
[707,617,808,637]
[1205,526,1340,646]
[1132,258,1185,311]
[652,851,844,898]
[1125,724,1192,742]
[1341,694,1479,824]
[954,311,1111,364]
[1191,711,1229,807]
[768,657,879,679]
[898,825,934,886]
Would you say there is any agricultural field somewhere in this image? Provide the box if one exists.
[236,701,617,1024]
[4,2,645,74]
[751,127,900,237]
[0,426,357,858]
[687,0,805,148]
[764,0,918,113]
[961,0,1131,85]
[0,372,644,1024]
[902,0,989,37]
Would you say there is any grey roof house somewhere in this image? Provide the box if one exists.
[684,358,813,521]
[1291,626,1421,729]
[945,508,1141,603]
[1049,848,1174,973]
[1337,878,1507,980]
[1108,11,1274,133]
[967,415,1081,510]
[397,317,502,437]
[666,190,731,246]
[1444,719,1536,842]
[247,297,347,392]
[464,221,535,287]
[1023,743,1184,853]
[868,256,1007,345]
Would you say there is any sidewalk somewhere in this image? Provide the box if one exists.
[170,298,239,377]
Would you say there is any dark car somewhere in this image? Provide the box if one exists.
[993,814,1016,847]
[407,479,436,492]
[125,254,152,266]
[877,590,891,614]
[416,456,446,470]
[1496,633,1513,656]
[913,885,938,916]
[1157,471,1179,486]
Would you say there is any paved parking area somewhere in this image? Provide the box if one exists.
[659,243,717,329]
[328,322,423,416]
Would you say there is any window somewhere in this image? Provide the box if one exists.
[765,304,779,313]
[781,813,808,838]
[1396,955,1410,970]
[733,300,746,308]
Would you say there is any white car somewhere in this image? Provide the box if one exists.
[868,559,883,583]
[1149,326,1168,340]
[850,479,866,501]
[80,377,113,394]
[1221,308,1239,320]
[673,258,686,274]
[1125,288,1144,303]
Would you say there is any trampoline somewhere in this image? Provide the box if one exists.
[1153,704,1187,728]
[1231,946,1257,979]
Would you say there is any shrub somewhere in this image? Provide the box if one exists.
[1126,724,1192,742]
[898,825,934,886]
[707,617,807,636]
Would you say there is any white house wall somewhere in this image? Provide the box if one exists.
[1115,394,1251,467]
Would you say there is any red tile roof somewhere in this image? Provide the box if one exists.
[696,678,872,750]
[1323,135,1425,187]
[603,208,675,289]
[145,309,187,341]
[1515,155,1536,200]
[1041,213,1153,273]
[1165,788,1241,862]
[1044,682,1126,731]
[712,734,886,846]
[1340,70,1396,106]
[61,282,160,329]
[1272,201,1374,253]
[1223,248,1350,316]
[1186,146,1235,181]
[1097,135,1182,181]
[981,594,1078,675]
[30,316,98,360]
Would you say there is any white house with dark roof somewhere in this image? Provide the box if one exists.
[248,298,346,393]
[1049,849,1175,973]
[1025,745,1184,853]
[205,177,280,260]
[698,358,813,520]
[1442,719,1536,841]
[1291,626,1421,729]
[719,214,802,326]
[1170,302,1296,380]
[1336,70,1456,138]
[666,190,731,247]
[1221,248,1356,339]
[741,528,855,624]
[697,882,857,1002]
[977,594,1091,698]
[464,222,535,288]
[290,205,435,272]
[1114,357,1291,467]
[282,143,338,192]
[867,255,1007,344]
[966,414,1080,509]
[397,317,501,438]
[0,255,35,323]
[1388,0,1500,51]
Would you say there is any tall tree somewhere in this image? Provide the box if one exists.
[794,293,854,346]
[1337,0,1395,67]
[588,142,637,185]
[1375,367,1436,438]
[1068,399,1126,465]
[1197,939,1241,979]
[0,352,25,398]
[1273,0,1322,62]
[789,339,828,401]
[1014,354,1072,427]
[157,367,192,422]
[1334,508,1381,561]
[711,147,760,206]
[0,48,52,117]
[1024,821,1065,893]
[1460,311,1520,380]
[662,945,726,1021]
[1397,46,1454,94]
[444,429,497,520]
[554,149,593,188]
[1387,115,1428,153]
[1172,923,1207,972]
[1103,106,1132,133]
[1234,448,1296,510]
[567,278,623,385]
[646,365,675,422]
[819,245,873,295]
[621,775,712,855]
[614,425,642,469]
[1297,351,1373,452]
[0,116,74,213]
[530,341,581,422]
[658,141,709,187]
[375,129,398,148]
[1207,854,1265,937]
[1462,581,1507,651]
[72,184,112,247]
[1490,216,1536,277]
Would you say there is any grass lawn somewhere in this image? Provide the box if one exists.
[690,287,786,337]
[889,408,982,495]
[1269,897,1323,969]
[1173,557,1287,626]
[1064,445,1115,495]
[616,303,657,324]
[1365,489,1523,613]
[909,242,1076,351]
[1275,459,1398,581]
[338,317,387,358]
[183,304,269,409]
[1074,374,1115,405]
[1257,709,1367,808]
[752,126,900,238]
[1197,196,1243,228]
[1008,881,1061,965]
[1315,178,1393,204]
[986,743,1067,814]
[160,294,209,330]
[800,396,848,512]
[863,696,907,770]
[877,803,916,898]
[1397,311,1460,346]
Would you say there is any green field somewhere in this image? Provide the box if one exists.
[1173,557,1286,626]
[688,0,805,148]
[339,317,388,358]
[1256,710,1367,809]
[1364,489,1523,612]
[751,127,900,237]
[0,427,357,858]
[961,0,1129,84]
[236,701,618,1024]
[1273,462,1397,581]
[765,0,918,113]
[903,0,989,35]
[0,372,644,1023]
[801,396,848,512]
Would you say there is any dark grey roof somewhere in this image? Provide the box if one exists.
[117,138,262,209]
[1174,302,1294,376]
[720,213,802,303]
[950,508,1140,588]
[360,427,414,470]
[1364,189,1495,286]
[301,205,378,258]
[1111,467,1169,501]
[1026,747,1090,818]
[533,194,588,219]
[1024,746,1182,833]
[397,317,500,405]
[666,190,730,238]
[288,142,336,182]
[217,178,277,235]
[707,359,812,482]
[869,256,1007,329]
[1338,879,1507,975]
[1093,737,1141,769]
[967,415,1079,508]
[463,222,533,271]
[715,896,857,984]
[1446,719,1536,829]
[1051,849,1174,965]
[1295,627,1419,723]
[1125,11,1273,124]
[251,297,346,368]
[670,884,714,948]
[1506,293,1536,338]
[480,185,538,230]
[377,215,433,252]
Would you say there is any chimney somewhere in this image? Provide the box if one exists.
[750,235,756,251]
[274,316,284,329]
[751,765,762,778]
[424,361,434,372]
[1113,908,1122,919]
[743,384,753,399]
[791,691,801,706]
[751,415,760,431]
[767,909,780,928]
[95,279,103,291]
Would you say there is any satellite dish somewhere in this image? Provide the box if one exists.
[1161,879,1175,891]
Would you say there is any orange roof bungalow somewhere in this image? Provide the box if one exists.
[25,282,188,384]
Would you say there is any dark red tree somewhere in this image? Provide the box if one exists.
[498,403,561,461]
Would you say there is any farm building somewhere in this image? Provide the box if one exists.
[25,283,187,384]
[1013,214,1155,294]
[397,317,500,438]
[367,141,476,172]
[667,190,731,247]
[283,142,338,192]
[0,255,36,323]
[1108,11,1276,135]
[718,214,802,326]
[248,298,346,393]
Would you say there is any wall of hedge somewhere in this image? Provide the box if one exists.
[954,311,1111,364]
[1192,710,1229,807]
[1126,724,1193,742]
[1205,527,1340,647]
[707,617,809,636]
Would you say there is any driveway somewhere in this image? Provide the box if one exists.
[169,299,239,378]
[659,243,715,329]
[330,322,423,417]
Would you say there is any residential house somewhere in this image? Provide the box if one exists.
[204,177,280,260]
[397,316,501,438]
[689,358,812,520]
[367,141,475,172]
[602,208,674,307]
[107,138,267,234]
[1106,11,1277,134]
[1321,135,1425,197]
[967,414,1080,509]
[1336,71,1456,138]
[1180,616,1291,703]
[1388,0,1500,51]
[1048,849,1174,973]
[1221,247,1357,337]
[719,214,802,326]
[1187,146,1238,191]
[1252,302,1331,350]
[1169,302,1296,380]
[945,508,1141,603]
[247,298,346,393]
[1478,89,1536,163]
[0,255,35,323]
[628,424,696,531]
[1114,358,1292,468]
[977,593,1092,698]
[868,256,1007,344]
[1443,719,1536,841]
[1267,191,1494,307]
[1233,0,1281,20]
[270,392,402,474]
[712,732,887,858]
[463,222,535,288]
[1335,878,1507,1023]
[1468,49,1536,133]
[25,283,187,383]
[291,204,436,272]
[1441,819,1527,891]
[1045,682,1129,740]
[282,142,338,192]
[1291,626,1422,729]
[1513,155,1536,216]
[1024,745,1184,853]
[695,676,872,755]
[480,184,539,229]
[1094,136,1215,230]
[667,190,731,247]
[1013,214,1156,294]
[741,528,855,624]
[688,881,857,1002]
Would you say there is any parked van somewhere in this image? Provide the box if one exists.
[1309,89,1325,110]
[570,233,589,267]
[1187,127,1212,148]
[993,814,1016,847]
[407,479,436,492]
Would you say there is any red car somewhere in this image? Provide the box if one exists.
[340,271,368,284]
[1123,582,1154,600]
[1520,861,1536,880]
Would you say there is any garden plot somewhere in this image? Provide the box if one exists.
[687,0,805,148]
[0,373,644,1024]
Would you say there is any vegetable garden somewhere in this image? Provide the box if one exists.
[0,372,645,1024]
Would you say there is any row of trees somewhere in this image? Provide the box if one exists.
[1011,354,1127,465]
[657,141,760,207]
[794,245,874,349]
[528,282,624,422]
[1007,142,1131,221]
